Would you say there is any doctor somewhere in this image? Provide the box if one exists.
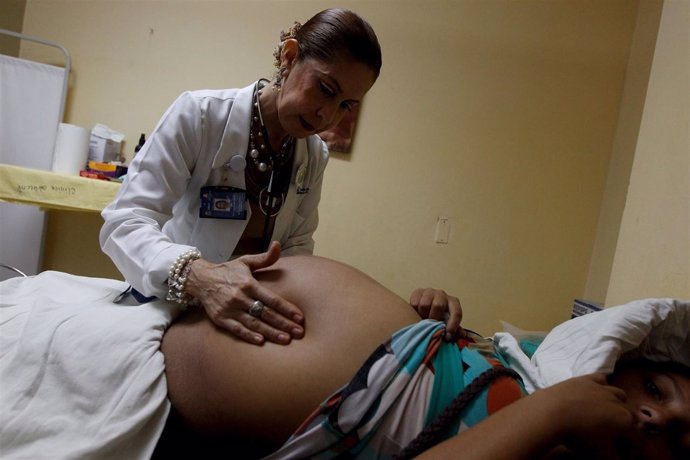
[101,8,462,346]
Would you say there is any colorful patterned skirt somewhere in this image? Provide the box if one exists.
[264,319,525,459]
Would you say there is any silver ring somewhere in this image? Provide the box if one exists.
[248,300,265,318]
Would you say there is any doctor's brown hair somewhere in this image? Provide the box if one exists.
[274,8,382,81]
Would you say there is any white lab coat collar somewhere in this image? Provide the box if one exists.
[211,82,254,170]
[210,81,311,190]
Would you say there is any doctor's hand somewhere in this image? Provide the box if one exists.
[409,288,463,341]
[184,241,305,346]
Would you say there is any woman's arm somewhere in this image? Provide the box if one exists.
[417,374,634,460]
[100,91,202,298]
[101,91,304,346]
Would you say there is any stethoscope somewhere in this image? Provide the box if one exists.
[224,152,298,251]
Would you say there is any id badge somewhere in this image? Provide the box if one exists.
[200,186,247,219]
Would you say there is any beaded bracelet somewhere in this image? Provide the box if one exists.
[166,248,202,306]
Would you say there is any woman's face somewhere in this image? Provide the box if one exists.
[276,44,377,139]
[609,363,690,460]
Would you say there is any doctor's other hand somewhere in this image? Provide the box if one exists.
[409,288,463,341]
[185,241,305,346]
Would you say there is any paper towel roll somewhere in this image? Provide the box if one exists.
[52,123,90,175]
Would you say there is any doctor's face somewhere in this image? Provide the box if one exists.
[609,361,690,460]
[276,54,376,139]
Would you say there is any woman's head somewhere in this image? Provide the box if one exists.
[268,9,381,138]
[609,359,690,460]
[273,8,382,82]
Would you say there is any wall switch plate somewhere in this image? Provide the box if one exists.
[435,216,450,244]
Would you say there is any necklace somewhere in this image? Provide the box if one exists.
[247,80,295,219]
[249,80,294,173]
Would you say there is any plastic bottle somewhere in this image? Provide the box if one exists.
[134,133,146,155]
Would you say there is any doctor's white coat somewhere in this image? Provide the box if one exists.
[100,82,329,298]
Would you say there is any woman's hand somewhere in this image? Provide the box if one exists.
[535,374,634,459]
[184,241,304,346]
[409,288,463,340]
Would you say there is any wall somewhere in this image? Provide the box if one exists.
[584,0,663,302]
[0,0,26,56]
[605,0,690,304]
[18,0,649,334]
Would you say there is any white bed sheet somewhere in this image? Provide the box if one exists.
[494,298,690,393]
[0,271,183,459]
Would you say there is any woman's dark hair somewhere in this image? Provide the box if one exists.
[274,8,382,80]
[614,357,690,378]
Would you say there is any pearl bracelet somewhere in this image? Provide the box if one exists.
[166,248,202,305]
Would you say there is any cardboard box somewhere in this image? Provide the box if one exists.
[88,124,124,163]
[571,299,603,318]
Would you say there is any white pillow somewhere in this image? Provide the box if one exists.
[529,298,690,388]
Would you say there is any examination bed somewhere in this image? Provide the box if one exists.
[0,270,688,459]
